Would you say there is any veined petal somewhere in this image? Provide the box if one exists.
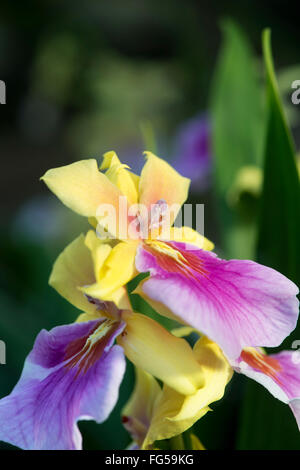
[135,240,299,359]
[122,368,162,448]
[0,319,126,450]
[139,152,190,224]
[142,336,232,449]
[133,281,185,325]
[41,159,123,219]
[101,151,139,205]
[117,312,205,395]
[233,347,300,429]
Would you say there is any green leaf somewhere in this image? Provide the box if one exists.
[210,20,265,258]
[211,20,265,193]
[277,65,300,128]
[237,29,300,450]
[257,29,300,284]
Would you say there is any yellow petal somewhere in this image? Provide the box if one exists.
[81,240,138,299]
[142,388,210,449]
[49,234,97,315]
[101,151,139,205]
[105,286,132,310]
[142,336,232,449]
[84,230,112,281]
[118,312,205,396]
[190,434,206,450]
[101,241,137,292]
[128,171,140,195]
[166,226,214,251]
[80,283,132,311]
[75,312,102,323]
[168,336,233,421]
[139,152,190,224]
[171,326,195,338]
[88,216,98,229]
[41,159,123,223]
[122,368,162,448]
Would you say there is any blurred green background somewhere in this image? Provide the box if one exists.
[1,0,300,450]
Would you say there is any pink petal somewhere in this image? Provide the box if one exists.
[136,241,299,359]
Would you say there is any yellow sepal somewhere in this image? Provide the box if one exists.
[75,312,103,323]
[41,159,123,221]
[84,230,112,282]
[49,234,97,315]
[101,151,139,205]
[167,226,214,251]
[190,434,205,450]
[122,368,162,448]
[118,312,205,396]
[139,152,190,225]
[81,240,137,299]
[142,336,232,449]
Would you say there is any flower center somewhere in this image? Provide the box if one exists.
[130,199,170,240]
[85,294,122,319]
[64,319,122,377]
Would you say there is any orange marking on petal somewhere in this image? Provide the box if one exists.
[64,324,99,361]
[64,320,121,378]
[241,349,282,384]
[144,241,209,280]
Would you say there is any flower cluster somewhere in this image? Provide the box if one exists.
[0,151,299,450]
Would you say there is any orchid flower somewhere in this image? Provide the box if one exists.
[42,151,299,360]
[122,335,232,449]
[0,230,218,449]
[0,299,214,449]
[46,229,209,394]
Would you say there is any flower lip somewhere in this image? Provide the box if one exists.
[136,240,299,360]
[0,319,126,450]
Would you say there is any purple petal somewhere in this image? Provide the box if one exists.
[0,319,126,449]
[136,241,299,359]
